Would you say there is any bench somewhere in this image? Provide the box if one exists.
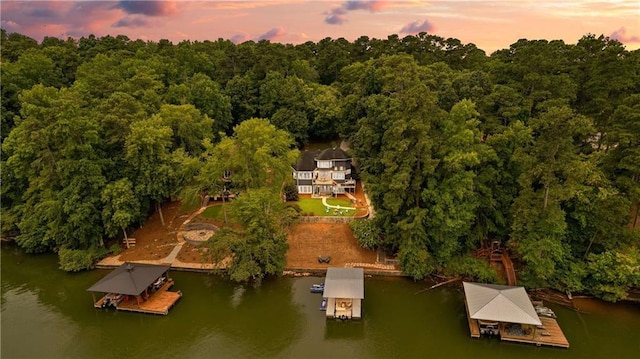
[123,238,136,247]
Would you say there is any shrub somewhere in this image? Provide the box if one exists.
[287,203,302,214]
[444,255,498,283]
[109,243,123,256]
[399,240,435,280]
[349,219,381,250]
[58,246,108,272]
[283,183,299,201]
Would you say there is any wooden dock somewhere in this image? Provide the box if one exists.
[95,280,182,315]
[464,297,480,338]
[464,295,569,348]
[499,317,569,348]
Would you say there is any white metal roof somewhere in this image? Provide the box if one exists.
[323,267,364,299]
[463,282,541,325]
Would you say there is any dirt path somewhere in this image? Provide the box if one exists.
[99,186,400,274]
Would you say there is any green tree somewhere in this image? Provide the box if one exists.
[3,85,106,254]
[259,72,310,143]
[208,188,293,282]
[0,30,38,62]
[350,218,382,250]
[165,73,233,136]
[585,248,640,301]
[124,117,173,225]
[101,178,140,247]
[199,118,298,192]
[225,72,260,124]
[511,106,598,284]
[154,104,213,154]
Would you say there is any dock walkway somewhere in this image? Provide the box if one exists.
[464,293,569,348]
[98,280,182,315]
[500,317,569,348]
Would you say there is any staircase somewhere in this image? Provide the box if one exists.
[475,244,517,286]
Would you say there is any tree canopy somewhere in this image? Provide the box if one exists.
[1,30,638,300]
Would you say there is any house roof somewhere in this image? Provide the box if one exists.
[316,147,350,161]
[463,282,541,325]
[323,267,364,299]
[87,263,170,296]
[293,150,318,171]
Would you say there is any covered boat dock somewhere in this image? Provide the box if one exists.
[87,262,182,315]
[463,282,569,348]
[323,267,364,320]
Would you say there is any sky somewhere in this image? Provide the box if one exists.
[1,0,639,53]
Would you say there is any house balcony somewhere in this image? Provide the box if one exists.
[342,179,356,187]
[314,177,334,185]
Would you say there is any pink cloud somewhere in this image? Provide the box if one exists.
[325,0,388,25]
[113,16,150,28]
[114,1,178,17]
[344,0,388,12]
[231,32,251,44]
[400,20,435,34]
[610,27,640,43]
[257,27,285,41]
[0,1,122,40]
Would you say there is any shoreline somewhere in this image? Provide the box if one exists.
[95,260,407,277]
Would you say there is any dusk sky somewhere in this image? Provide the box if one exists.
[2,0,639,53]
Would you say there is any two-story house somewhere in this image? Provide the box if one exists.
[292,147,356,196]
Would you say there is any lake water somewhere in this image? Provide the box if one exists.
[2,245,639,358]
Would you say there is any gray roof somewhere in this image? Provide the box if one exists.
[87,263,170,296]
[463,282,541,325]
[293,150,318,171]
[323,267,364,299]
[317,147,349,161]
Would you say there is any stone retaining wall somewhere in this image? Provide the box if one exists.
[297,214,369,224]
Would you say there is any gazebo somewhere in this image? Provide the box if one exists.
[323,267,364,320]
[88,262,182,315]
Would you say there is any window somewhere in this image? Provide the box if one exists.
[298,172,312,179]
[317,160,332,168]
[223,170,232,179]
[298,185,312,194]
[332,172,345,180]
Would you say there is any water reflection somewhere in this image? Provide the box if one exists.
[324,320,365,340]
[2,245,640,359]
[230,285,246,307]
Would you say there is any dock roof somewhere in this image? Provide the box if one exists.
[87,263,170,296]
[463,282,541,325]
[323,267,364,299]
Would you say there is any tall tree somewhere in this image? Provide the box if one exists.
[208,188,293,282]
[3,85,105,252]
[101,178,140,248]
[511,106,598,284]
[124,117,173,225]
[165,73,233,136]
[198,118,298,192]
[154,104,213,154]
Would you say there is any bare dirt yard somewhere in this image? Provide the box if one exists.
[285,222,377,269]
[116,183,381,270]
[118,201,184,262]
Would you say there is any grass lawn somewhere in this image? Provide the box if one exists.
[296,198,355,216]
[201,204,225,220]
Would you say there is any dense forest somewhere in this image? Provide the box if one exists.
[1,29,639,300]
